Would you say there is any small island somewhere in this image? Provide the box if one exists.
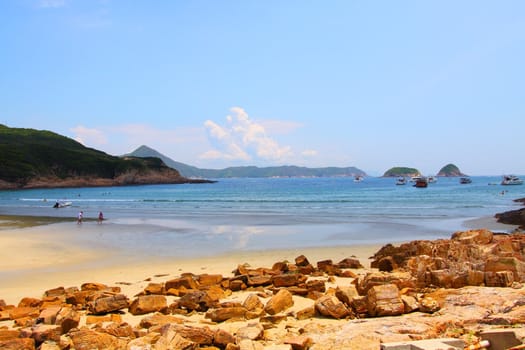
[382,167,420,178]
[437,163,466,177]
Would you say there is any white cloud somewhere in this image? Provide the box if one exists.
[302,149,318,157]
[201,107,294,163]
[70,125,107,146]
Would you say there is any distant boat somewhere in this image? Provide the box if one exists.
[427,176,437,184]
[53,201,72,208]
[413,177,428,188]
[501,175,523,186]
[410,176,423,183]
[354,175,364,182]
[459,177,472,184]
[396,177,407,185]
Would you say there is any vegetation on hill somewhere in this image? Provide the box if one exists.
[126,145,367,178]
[382,167,420,177]
[0,125,213,189]
[437,163,466,177]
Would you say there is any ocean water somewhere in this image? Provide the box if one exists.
[0,176,523,257]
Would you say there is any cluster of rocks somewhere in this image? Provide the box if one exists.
[495,197,525,229]
[2,229,525,349]
[0,254,439,350]
[370,229,525,289]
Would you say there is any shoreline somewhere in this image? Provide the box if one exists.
[0,217,383,305]
[0,213,518,306]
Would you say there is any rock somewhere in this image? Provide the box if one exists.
[160,324,214,346]
[0,329,20,341]
[214,328,236,348]
[37,306,61,324]
[357,272,416,295]
[243,294,264,311]
[419,296,440,313]
[485,256,525,282]
[8,306,39,320]
[264,289,294,315]
[295,255,310,267]
[139,313,184,328]
[401,295,419,313]
[366,284,404,317]
[143,282,165,295]
[236,322,264,340]
[55,307,80,333]
[306,279,326,294]
[21,324,61,345]
[0,338,36,350]
[129,295,168,315]
[337,258,364,269]
[335,285,359,305]
[317,260,341,275]
[284,335,313,350]
[81,282,110,292]
[165,275,199,291]
[69,329,128,350]
[315,295,352,319]
[205,306,247,322]
[197,273,224,288]
[272,273,306,287]
[495,207,525,228]
[43,287,66,298]
[451,229,493,244]
[87,294,129,315]
[18,297,42,308]
[177,290,217,312]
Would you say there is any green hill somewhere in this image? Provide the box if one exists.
[126,145,367,178]
[437,163,466,177]
[0,125,213,189]
[382,167,421,177]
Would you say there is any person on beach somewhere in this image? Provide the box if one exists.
[98,211,104,224]
[77,211,83,224]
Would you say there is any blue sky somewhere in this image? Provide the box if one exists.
[1,1,524,175]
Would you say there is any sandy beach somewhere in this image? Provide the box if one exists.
[0,217,383,306]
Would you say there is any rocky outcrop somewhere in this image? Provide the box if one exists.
[496,207,525,229]
[370,229,525,288]
[2,246,525,348]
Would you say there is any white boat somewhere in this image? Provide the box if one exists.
[427,176,437,183]
[354,175,364,182]
[395,177,407,185]
[501,175,523,185]
[53,201,72,208]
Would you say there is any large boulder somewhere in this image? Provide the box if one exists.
[366,284,404,317]
[315,295,352,319]
[264,289,294,315]
[129,295,168,315]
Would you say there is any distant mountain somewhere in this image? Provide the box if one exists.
[382,167,421,177]
[126,145,367,178]
[0,125,213,189]
[437,164,466,177]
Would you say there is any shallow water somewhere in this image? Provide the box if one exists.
[0,176,523,257]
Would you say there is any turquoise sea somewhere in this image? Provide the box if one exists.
[0,176,523,258]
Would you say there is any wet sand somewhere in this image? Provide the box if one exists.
[0,218,382,305]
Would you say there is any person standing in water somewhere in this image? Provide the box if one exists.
[98,211,104,224]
